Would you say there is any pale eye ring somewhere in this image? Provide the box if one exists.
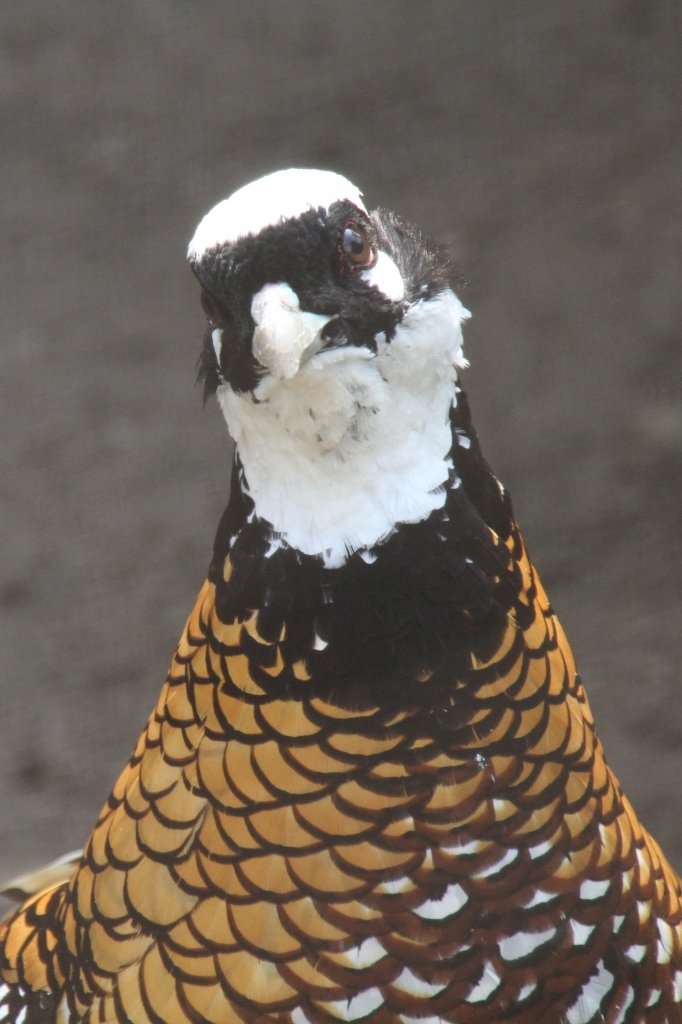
[341,221,376,268]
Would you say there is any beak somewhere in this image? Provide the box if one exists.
[251,283,331,380]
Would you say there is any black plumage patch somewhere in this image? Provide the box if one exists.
[196,325,221,401]
[0,986,56,1024]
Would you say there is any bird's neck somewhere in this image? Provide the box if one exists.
[208,387,516,706]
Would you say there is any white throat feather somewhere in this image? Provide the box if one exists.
[218,289,470,567]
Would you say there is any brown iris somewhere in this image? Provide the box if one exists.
[341,221,376,268]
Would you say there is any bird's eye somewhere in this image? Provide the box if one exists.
[341,222,376,268]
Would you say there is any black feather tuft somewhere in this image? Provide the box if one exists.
[196,326,221,403]
[371,208,452,303]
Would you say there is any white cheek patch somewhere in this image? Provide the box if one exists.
[361,251,404,301]
[251,282,331,380]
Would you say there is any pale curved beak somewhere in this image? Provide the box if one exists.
[251,282,331,380]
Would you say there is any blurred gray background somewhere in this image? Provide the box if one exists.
[1,0,681,885]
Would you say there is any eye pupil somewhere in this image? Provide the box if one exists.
[341,222,374,267]
[344,228,365,255]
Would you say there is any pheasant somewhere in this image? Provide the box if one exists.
[1,168,681,1024]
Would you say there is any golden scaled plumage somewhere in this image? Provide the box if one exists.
[2,523,681,1024]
